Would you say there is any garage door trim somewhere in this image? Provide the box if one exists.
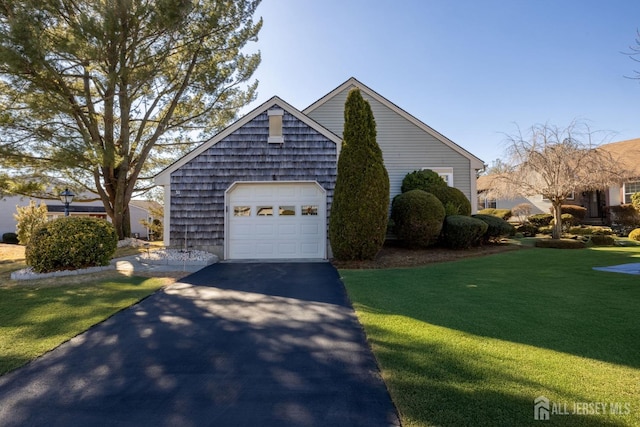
[224,181,327,260]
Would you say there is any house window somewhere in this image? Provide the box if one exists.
[478,196,496,210]
[278,206,295,216]
[257,206,273,216]
[422,167,453,187]
[233,206,251,216]
[624,180,640,204]
[268,109,284,143]
[301,205,318,216]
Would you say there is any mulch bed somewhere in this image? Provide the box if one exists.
[331,241,524,269]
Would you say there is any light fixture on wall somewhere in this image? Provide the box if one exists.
[59,188,75,216]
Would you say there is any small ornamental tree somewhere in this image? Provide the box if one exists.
[14,201,48,245]
[491,121,630,239]
[329,88,390,260]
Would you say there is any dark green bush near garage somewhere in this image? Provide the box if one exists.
[26,217,118,273]
[1,232,19,244]
[391,190,445,248]
[422,184,472,216]
[515,223,538,237]
[473,214,515,243]
[400,169,448,193]
[440,215,488,249]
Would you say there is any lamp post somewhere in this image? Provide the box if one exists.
[59,188,75,216]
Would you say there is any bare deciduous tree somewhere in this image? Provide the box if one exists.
[491,121,629,239]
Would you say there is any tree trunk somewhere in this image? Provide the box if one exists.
[111,202,131,240]
[551,202,563,239]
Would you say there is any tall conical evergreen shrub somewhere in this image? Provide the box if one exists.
[329,88,390,260]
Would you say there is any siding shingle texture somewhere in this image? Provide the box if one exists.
[169,107,337,251]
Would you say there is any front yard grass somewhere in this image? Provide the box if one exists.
[0,276,168,376]
[342,246,640,426]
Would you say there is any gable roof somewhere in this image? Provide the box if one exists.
[155,96,342,185]
[598,138,640,176]
[304,77,485,170]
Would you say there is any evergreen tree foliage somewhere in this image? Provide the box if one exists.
[0,0,262,239]
[329,88,390,260]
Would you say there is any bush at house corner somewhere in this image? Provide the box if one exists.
[26,217,118,273]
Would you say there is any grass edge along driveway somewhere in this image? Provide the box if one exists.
[0,276,168,376]
[342,246,640,427]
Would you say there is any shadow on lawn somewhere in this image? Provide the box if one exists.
[0,263,399,427]
[362,321,631,427]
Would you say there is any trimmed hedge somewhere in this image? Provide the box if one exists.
[560,204,587,221]
[26,217,118,273]
[568,226,614,236]
[629,228,640,242]
[401,169,447,193]
[528,213,553,227]
[477,208,512,220]
[423,185,472,216]
[391,190,445,248]
[473,214,515,243]
[589,235,615,246]
[2,232,19,244]
[534,239,586,249]
[440,215,488,249]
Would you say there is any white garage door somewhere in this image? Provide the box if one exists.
[226,182,326,259]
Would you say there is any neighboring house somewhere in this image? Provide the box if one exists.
[477,138,640,223]
[0,195,161,240]
[155,77,485,260]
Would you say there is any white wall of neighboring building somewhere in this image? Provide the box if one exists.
[0,195,155,239]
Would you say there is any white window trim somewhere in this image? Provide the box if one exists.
[267,109,284,144]
[623,180,640,204]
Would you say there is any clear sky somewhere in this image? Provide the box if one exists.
[245,0,640,166]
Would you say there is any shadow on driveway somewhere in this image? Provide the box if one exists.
[0,262,399,427]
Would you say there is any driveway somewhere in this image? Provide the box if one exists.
[0,262,400,427]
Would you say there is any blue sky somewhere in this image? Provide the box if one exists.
[246,0,640,166]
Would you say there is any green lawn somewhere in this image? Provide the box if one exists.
[0,276,167,376]
[342,246,640,426]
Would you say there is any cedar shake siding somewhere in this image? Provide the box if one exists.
[168,106,337,254]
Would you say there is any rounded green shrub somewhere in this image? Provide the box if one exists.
[629,228,640,242]
[2,232,19,244]
[26,217,118,273]
[401,169,447,193]
[534,238,585,249]
[440,215,488,249]
[391,190,445,248]
[422,185,471,216]
[472,214,515,243]
[528,213,553,227]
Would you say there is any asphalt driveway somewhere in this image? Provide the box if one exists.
[0,262,399,426]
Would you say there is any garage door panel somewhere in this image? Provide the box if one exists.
[228,182,326,259]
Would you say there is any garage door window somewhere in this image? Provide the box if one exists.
[279,206,295,216]
[234,206,251,216]
[257,206,273,216]
[302,205,318,216]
